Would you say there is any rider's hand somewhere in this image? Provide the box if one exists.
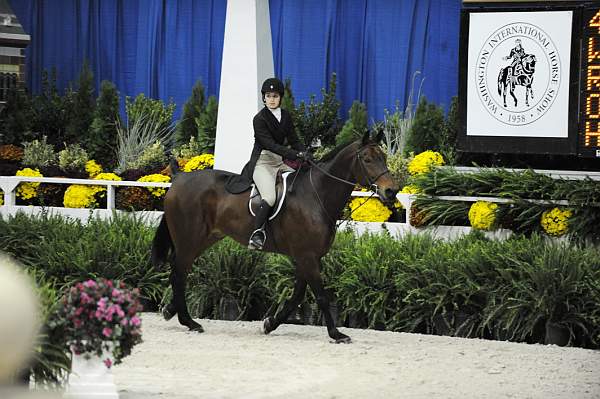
[296,151,313,162]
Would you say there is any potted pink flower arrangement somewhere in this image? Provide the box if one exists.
[57,278,143,368]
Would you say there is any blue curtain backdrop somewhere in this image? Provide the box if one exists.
[9,0,460,121]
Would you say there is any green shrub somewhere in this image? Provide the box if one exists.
[127,141,167,172]
[65,60,95,144]
[291,73,341,148]
[404,97,445,155]
[441,96,459,165]
[175,80,205,146]
[22,136,57,168]
[125,93,175,133]
[87,80,121,168]
[0,86,35,145]
[30,69,72,147]
[58,143,89,173]
[171,136,204,160]
[280,78,295,112]
[196,96,218,153]
[336,101,368,146]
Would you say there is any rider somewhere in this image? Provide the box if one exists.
[503,39,526,71]
[242,78,309,250]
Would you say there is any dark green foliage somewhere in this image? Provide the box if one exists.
[87,80,121,168]
[196,96,218,153]
[125,93,175,133]
[175,80,205,146]
[290,73,341,148]
[404,96,445,155]
[65,60,96,144]
[280,78,295,112]
[440,96,459,165]
[0,86,35,144]
[30,68,72,147]
[335,101,368,146]
[409,167,600,242]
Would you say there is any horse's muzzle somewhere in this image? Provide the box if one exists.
[381,187,399,205]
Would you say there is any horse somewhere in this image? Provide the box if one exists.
[497,54,537,107]
[151,130,399,343]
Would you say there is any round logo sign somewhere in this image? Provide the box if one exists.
[475,22,561,126]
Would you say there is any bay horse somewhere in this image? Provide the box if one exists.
[497,54,537,107]
[151,130,399,343]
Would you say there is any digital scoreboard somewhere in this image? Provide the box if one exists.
[580,7,600,157]
[458,2,600,158]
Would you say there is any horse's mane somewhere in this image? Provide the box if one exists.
[316,139,357,163]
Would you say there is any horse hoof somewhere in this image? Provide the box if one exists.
[262,316,275,335]
[334,336,352,344]
[162,304,176,321]
[189,324,204,333]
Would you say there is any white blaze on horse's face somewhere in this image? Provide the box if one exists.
[264,92,281,109]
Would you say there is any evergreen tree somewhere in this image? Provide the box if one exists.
[87,80,121,167]
[31,68,70,146]
[65,60,95,144]
[441,96,459,165]
[175,80,205,146]
[292,72,341,148]
[336,101,368,145]
[0,85,34,145]
[280,78,295,112]
[196,95,218,153]
[404,97,445,155]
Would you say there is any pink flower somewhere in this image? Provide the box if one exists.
[102,327,112,338]
[121,318,128,326]
[74,318,82,328]
[74,307,84,316]
[107,280,114,288]
[84,280,97,288]
[80,292,91,304]
[103,358,112,368]
[111,288,121,298]
[130,316,141,327]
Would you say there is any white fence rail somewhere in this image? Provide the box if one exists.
[0,169,594,240]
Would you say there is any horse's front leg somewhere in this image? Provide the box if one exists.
[263,268,307,334]
[303,258,351,344]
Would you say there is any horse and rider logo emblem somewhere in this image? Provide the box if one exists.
[475,22,561,126]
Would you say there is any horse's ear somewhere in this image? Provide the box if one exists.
[361,130,370,145]
[374,125,384,143]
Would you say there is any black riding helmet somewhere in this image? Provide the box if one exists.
[261,78,285,98]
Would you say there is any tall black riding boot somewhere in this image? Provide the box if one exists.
[248,200,272,250]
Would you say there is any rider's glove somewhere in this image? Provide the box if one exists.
[296,151,313,162]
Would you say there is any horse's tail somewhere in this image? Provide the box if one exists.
[151,215,174,269]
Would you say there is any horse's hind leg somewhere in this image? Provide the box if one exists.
[263,267,307,334]
[302,257,351,344]
[168,236,221,332]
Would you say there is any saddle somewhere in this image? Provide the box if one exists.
[249,171,293,220]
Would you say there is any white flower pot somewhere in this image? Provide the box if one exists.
[64,346,118,399]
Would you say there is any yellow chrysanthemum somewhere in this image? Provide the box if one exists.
[63,185,103,208]
[137,174,171,198]
[407,151,444,175]
[349,197,392,222]
[15,168,43,200]
[0,191,4,206]
[400,184,420,194]
[468,201,498,231]
[89,172,122,199]
[183,154,215,172]
[541,207,572,237]
[85,160,103,178]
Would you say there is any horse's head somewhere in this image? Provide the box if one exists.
[352,129,399,205]
[523,54,536,70]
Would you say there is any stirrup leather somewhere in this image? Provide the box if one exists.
[248,228,267,250]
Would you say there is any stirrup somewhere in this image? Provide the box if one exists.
[248,229,267,250]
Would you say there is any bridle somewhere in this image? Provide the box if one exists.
[305,144,392,226]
